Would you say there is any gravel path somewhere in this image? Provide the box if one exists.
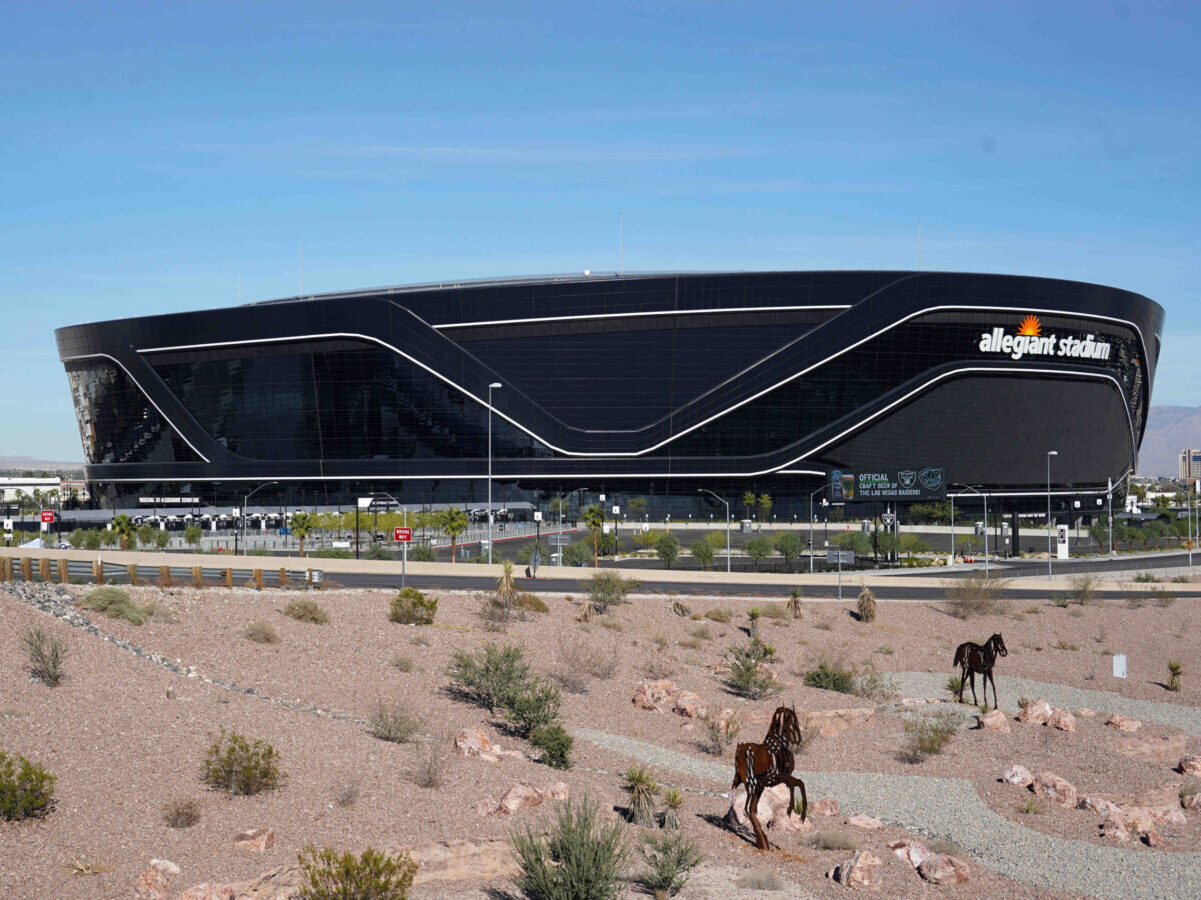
[573,727,1201,900]
[889,672,1201,735]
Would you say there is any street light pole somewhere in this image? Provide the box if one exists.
[487,382,502,565]
[240,481,279,556]
[697,489,730,573]
[1046,450,1058,580]
[808,483,831,574]
[953,484,989,576]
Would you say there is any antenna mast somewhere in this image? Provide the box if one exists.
[619,212,623,276]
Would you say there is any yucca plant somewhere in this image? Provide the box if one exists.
[787,586,804,619]
[856,585,877,623]
[623,766,660,828]
[1168,660,1183,692]
[747,607,761,640]
[661,788,684,830]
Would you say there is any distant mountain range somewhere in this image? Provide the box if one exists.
[1139,406,1201,477]
[0,454,85,474]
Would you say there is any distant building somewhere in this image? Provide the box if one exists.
[0,476,62,503]
[1179,449,1201,481]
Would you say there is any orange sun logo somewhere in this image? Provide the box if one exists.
[1017,315,1041,337]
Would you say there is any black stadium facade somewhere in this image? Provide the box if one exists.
[55,271,1162,521]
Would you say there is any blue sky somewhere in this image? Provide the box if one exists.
[2,1,1198,460]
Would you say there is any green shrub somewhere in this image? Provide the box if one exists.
[447,643,533,713]
[201,730,285,795]
[310,548,353,559]
[243,621,280,644]
[0,751,56,820]
[284,598,329,624]
[511,795,627,900]
[804,661,855,694]
[1168,660,1183,692]
[21,627,67,687]
[623,767,660,828]
[1067,574,1097,605]
[1052,594,1071,608]
[298,845,417,900]
[530,724,573,769]
[943,573,1010,619]
[505,680,562,738]
[700,713,741,756]
[367,700,421,743]
[365,543,393,561]
[581,570,640,613]
[408,544,438,562]
[946,674,966,700]
[633,831,703,897]
[389,586,437,625]
[161,798,201,828]
[724,639,780,700]
[901,710,963,758]
[661,788,684,830]
[516,592,549,613]
[78,586,146,625]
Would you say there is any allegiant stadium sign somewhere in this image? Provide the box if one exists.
[979,315,1111,362]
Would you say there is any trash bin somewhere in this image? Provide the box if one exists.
[739,519,753,533]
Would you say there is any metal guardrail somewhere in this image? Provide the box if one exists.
[0,557,322,589]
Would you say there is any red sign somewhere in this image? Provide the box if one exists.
[40,510,55,524]
[393,527,412,542]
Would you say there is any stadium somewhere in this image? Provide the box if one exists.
[55,270,1162,522]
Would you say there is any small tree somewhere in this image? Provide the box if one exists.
[136,523,156,548]
[655,534,680,569]
[290,511,315,556]
[774,532,803,573]
[690,540,715,570]
[437,507,469,563]
[744,536,774,571]
[627,496,647,521]
[833,531,871,557]
[581,570,640,613]
[899,533,929,558]
[184,525,202,550]
[582,504,605,567]
[153,528,171,550]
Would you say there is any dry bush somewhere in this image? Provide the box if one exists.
[22,628,67,687]
[550,634,616,693]
[853,670,899,700]
[333,781,360,809]
[598,615,623,632]
[243,621,280,644]
[678,636,703,650]
[901,709,963,760]
[515,592,548,614]
[640,654,675,679]
[688,624,712,641]
[161,798,201,828]
[856,585,877,623]
[389,654,415,672]
[141,600,179,623]
[700,714,741,756]
[736,868,786,891]
[1067,574,1098,605]
[366,700,421,744]
[703,608,731,623]
[1051,640,1079,651]
[413,740,444,788]
[201,731,284,795]
[804,829,858,851]
[927,838,965,857]
[944,573,1011,619]
[284,598,329,624]
[759,602,790,620]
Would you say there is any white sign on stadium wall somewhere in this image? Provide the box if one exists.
[979,315,1111,362]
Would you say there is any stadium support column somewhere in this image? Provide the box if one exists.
[1010,511,1020,560]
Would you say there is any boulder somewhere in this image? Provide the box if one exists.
[774,810,815,833]
[150,859,180,878]
[1181,792,1199,811]
[846,814,883,830]
[133,868,170,900]
[224,863,303,898]
[1048,708,1076,733]
[632,679,678,712]
[454,729,497,760]
[1106,713,1141,732]
[978,710,1010,733]
[1077,797,1120,816]
[917,854,970,885]
[544,782,570,801]
[886,839,931,869]
[834,850,882,889]
[395,838,517,884]
[1100,814,1131,842]
[177,886,236,900]
[672,691,708,719]
[1143,829,1166,848]
[1107,734,1187,765]
[1000,764,1034,787]
[811,797,839,817]
[799,707,875,734]
[500,784,545,815]
[1179,755,1201,776]
[727,783,791,830]
[1032,772,1077,809]
[1153,807,1187,827]
[1018,700,1052,725]
[233,828,275,852]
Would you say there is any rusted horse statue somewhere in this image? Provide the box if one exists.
[952,632,1008,708]
[731,706,808,850]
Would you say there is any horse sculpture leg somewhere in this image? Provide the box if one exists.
[746,782,770,851]
[988,669,999,710]
[968,669,979,706]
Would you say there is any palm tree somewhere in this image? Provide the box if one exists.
[290,511,314,555]
[757,493,773,528]
[742,491,756,520]
[111,514,137,551]
[438,506,469,563]
[582,503,605,568]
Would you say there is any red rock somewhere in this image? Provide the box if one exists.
[476,798,502,816]
[978,710,1010,732]
[454,729,495,758]
[1179,755,1201,776]
[1000,764,1034,787]
[1143,829,1166,848]
[846,814,884,829]
[1078,797,1120,816]
[543,782,569,802]
[1153,807,1187,827]
[918,854,970,885]
[887,838,931,869]
[727,783,791,830]
[1033,772,1077,809]
[133,868,169,900]
[1100,814,1131,842]
[835,850,882,888]
[150,859,180,877]
[500,784,544,814]
[775,810,815,833]
[1106,713,1141,732]
[1048,708,1076,733]
[811,797,839,817]
[1018,700,1052,725]
[177,886,236,900]
[1181,793,1199,811]
[672,691,708,719]
[632,679,678,712]
[233,828,275,852]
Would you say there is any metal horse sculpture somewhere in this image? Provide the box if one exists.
[731,706,808,850]
[952,632,1008,708]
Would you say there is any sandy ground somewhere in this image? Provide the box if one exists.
[0,579,1197,898]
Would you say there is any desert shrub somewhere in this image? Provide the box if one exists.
[284,598,329,624]
[0,751,56,820]
[875,644,894,655]
[946,675,966,700]
[944,573,1010,619]
[623,767,660,827]
[365,544,393,561]
[760,602,789,620]
[1168,660,1183,692]
[408,544,438,562]
[389,587,437,625]
[530,724,573,770]
[243,621,280,644]
[689,624,712,641]
[1067,574,1098,605]
[161,798,201,828]
[670,599,691,617]
[505,679,562,737]
[309,548,353,559]
[736,868,786,891]
[334,781,360,808]
[516,592,549,614]
[661,788,684,830]
[413,740,443,788]
[724,639,780,700]
[703,607,731,623]
[746,607,762,639]
[21,627,67,687]
[1022,797,1044,814]
[1152,587,1177,607]
[141,599,179,623]
[1051,640,1079,651]
[201,730,285,795]
[804,661,855,694]
[633,831,703,896]
[804,828,858,851]
[853,670,899,700]
[901,710,963,759]
[701,713,741,756]
[856,585,877,623]
[1134,572,1159,583]
[390,654,414,672]
[787,586,804,619]
[297,845,417,900]
[581,570,640,613]
[550,634,613,693]
[367,700,421,743]
[447,643,533,713]
[1051,594,1071,608]
[78,586,146,625]
[813,618,833,631]
[510,795,627,900]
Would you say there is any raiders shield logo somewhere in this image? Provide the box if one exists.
[898,470,917,489]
